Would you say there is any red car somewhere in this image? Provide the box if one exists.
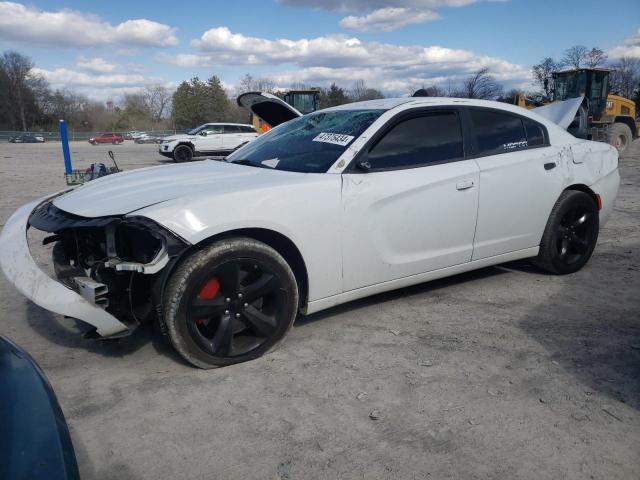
[88,133,123,145]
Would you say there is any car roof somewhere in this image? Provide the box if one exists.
[325,96,562,125]
[203,123,254,127]
[324,96,531,112]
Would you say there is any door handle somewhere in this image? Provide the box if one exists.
[456,180,475,190]
[544,162,556,170]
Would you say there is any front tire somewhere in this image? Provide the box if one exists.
[163,238,299,368]
[173,144,194,163]
[608,122,632,154]
[534,190,599,274]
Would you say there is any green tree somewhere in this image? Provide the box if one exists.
[322,83,349,108]
[172,75,231,129]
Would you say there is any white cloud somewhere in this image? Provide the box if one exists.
[174,27,530,94]
[33,67,150,88]
[279,0,505,31]
[0,2,178,48]
[608,28,640,59]
[76,57,117,73]
[339,8,440,32]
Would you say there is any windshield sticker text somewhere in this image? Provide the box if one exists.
[312,132,355,147]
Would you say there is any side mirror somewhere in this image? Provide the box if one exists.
[200,131,207,136]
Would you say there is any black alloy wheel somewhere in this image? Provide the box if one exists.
[535,190,599,274]
[173,145,193,163]
[186,259,285,358]
[164,238,299,368]
[555,206,597,266]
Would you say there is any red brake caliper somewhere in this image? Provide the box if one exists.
[196,278,220,325]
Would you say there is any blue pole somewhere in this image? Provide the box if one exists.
[59,119,72,174]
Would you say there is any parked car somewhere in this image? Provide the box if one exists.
[0,97,620,369]
[135,133,165,144]
[88,133,123,145]
[158,123,259,162]
[0,336,80,479]
[124,131,145,140]
[8,133,45,143]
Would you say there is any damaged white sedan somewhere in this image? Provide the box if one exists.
[0,96,620,368]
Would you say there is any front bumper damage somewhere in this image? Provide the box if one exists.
[0,195,188,338]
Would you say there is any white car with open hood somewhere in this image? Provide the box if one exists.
[0,96,619,368]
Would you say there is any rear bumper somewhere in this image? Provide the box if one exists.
[0,197,130,337]
[592,167,620,227]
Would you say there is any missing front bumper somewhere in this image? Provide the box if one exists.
[0,197,130,337]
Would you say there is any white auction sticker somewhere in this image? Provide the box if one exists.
[312,132,355,147]
[261,158,280,168]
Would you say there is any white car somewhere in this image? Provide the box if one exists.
[158,123,259,162]
[0,96,619,369]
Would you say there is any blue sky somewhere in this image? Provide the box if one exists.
[1,0,639,101]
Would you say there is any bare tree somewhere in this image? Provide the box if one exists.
[585,48,607,68]
[144,85,172,127]
[610,57,640,99]
[462,68,503,99]
[0,51,37,131]
[532,57,558,97]
[350,79,384,101]
[561,45,589,69]
[237,73,276,94]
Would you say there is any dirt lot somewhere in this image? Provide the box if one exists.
[1,140,639,480]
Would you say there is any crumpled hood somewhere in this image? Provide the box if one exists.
[53,161,305,217]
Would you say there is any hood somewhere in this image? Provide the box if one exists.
[53,160,305,217]
[161,133,197,142]
[533,96,585,130]
[237,92,302,127]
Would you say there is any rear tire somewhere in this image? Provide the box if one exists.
[608,123,632,154]
[534,190,599,274]
[173,144,194,163]
[163,238,299,368]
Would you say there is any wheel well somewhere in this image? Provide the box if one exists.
[174,142,194,152]
[193,228,309,307]
[565,184,598,206]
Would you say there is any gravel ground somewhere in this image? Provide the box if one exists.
[0,140,638,480]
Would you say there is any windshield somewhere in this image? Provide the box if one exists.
[226,109,384,173]
[554,72,587,101]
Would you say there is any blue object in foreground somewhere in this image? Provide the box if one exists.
[0,336,80,480]
[59,119,72,175]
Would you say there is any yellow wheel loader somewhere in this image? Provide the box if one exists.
[517,68,639,153]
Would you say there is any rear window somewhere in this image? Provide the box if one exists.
[226,109,384,173]
[523,118,546,146]
[470,109,527,154]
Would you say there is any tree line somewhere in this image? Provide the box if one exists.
[1,45,639,133]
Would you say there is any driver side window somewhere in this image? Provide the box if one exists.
[367,111,464,170]
[203,126,223,135]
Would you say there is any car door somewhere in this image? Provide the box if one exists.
[197,125,224,152]
[341,109,480,291]
[221,125,248,151]
[467,108,565,260]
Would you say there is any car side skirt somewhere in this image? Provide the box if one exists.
[303,246,539,315]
